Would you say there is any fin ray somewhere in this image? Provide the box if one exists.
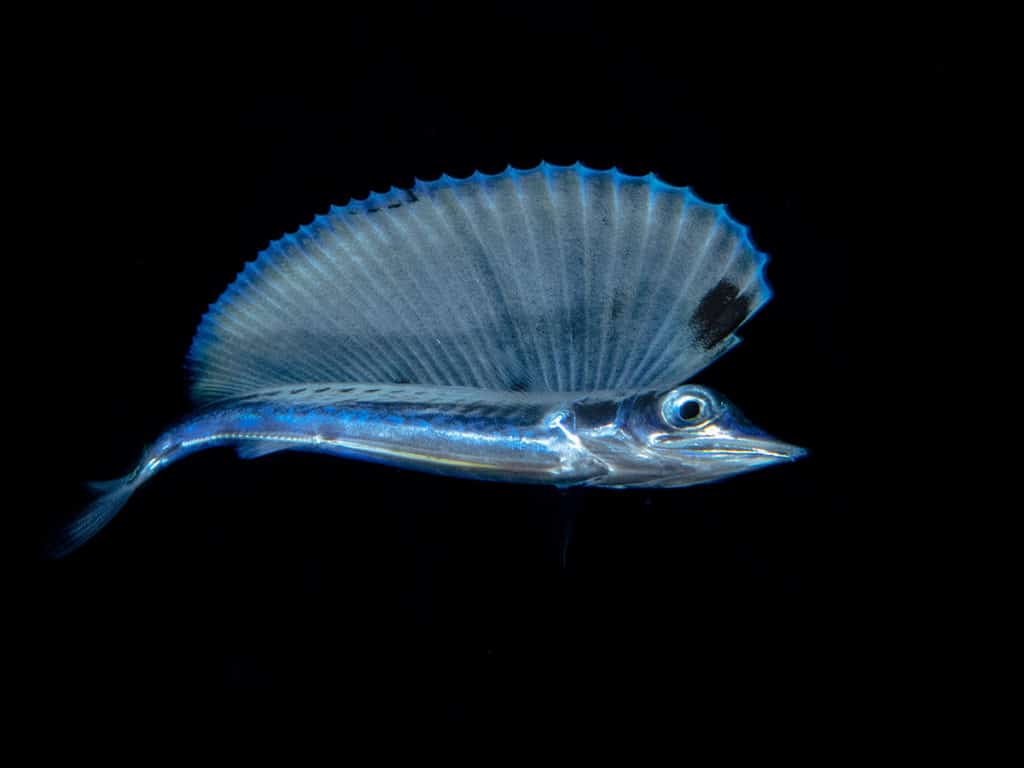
[236,441,292,460]
[47,474,141,558]
[188,163,772,403]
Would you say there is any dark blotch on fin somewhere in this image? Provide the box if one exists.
[387,202,402,209]
[290,388,307,394]
[610,295,625,323]
[404,189,419,203]
[314,386,331,393]
[510,381,528,393]
[689,281,751,350]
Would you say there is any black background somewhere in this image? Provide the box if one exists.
[32,7,946,729]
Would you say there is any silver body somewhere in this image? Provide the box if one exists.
[135,383,803,492]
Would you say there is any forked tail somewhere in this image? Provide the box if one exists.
[47,460,153,558]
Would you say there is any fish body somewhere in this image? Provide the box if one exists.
[141,385,597,487]
[127,384,801,492]
[50,162,805,557]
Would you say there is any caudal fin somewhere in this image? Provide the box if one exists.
[46,473,142,558]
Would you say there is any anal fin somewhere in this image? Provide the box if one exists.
[236,440,293,460]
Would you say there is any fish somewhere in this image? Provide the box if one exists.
[48,162,805,558]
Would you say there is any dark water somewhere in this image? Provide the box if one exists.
[32,8,947,731]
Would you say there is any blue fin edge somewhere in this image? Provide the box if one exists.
[186,161,772,387]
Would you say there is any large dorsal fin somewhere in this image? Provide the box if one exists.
[187,162,772,405]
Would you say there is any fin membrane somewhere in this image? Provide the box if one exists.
[47,474,141,558]
[188,162,772,403]
[235,441,292,460]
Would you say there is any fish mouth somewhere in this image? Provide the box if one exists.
[657,435,808,462]
[703,437,807,461]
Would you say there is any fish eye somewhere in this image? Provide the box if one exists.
[660,389,714,429]
[679,399,702,421]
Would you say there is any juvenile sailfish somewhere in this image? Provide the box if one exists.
[50,162,805,557]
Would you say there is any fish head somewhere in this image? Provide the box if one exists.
[578,384,805,487]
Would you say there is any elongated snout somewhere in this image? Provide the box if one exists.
[679,435,807,461]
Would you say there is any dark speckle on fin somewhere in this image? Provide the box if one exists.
[689,281,751,350]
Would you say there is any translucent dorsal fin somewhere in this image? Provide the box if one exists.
[187,162,772,404]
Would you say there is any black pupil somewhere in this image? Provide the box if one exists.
[679,399,702,421]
